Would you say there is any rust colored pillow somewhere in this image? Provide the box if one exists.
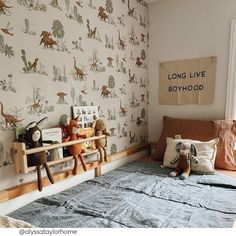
[155,116,236,171]
[155,116,216,161]
[213,120,236,170]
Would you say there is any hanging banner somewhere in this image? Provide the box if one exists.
[159,56,217,105]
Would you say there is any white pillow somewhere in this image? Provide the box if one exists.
[163,137,219,174]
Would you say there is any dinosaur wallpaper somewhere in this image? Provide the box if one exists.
[0,0,149,190]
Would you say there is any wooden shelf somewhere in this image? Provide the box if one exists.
[13,134,105,174]
[27,156,73,172]
[26,150,99,172]
[0,143,150,203]
[5,126,151,202]
[25,135,106,155]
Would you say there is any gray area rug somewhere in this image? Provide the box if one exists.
[9,161,236,228]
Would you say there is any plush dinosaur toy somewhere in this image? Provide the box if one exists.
[63,116,87,174]
[94,119,110,162]
[169,141,198,180]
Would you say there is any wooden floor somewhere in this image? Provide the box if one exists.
[139,156,236,179]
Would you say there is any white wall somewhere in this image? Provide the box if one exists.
[148,0,236,142]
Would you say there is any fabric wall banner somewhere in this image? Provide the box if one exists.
[159,56,217,105]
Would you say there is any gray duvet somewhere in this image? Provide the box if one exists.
[9,161,236,228]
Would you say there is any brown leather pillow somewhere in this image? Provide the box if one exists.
[155,116,216,160]
[213,120,236,170]
[155,116,236,170]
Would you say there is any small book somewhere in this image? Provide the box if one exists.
[72,105,99,128]
[42,128,63,161]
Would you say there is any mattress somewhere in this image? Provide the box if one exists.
[9,161,236,228]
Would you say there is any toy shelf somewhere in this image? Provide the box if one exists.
[13,135,106,174]
[27,149,100,172]
[0,143,150,203]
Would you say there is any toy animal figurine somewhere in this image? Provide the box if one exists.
[94,119,110,162]
[18,117,54,192]
[63,116,87,174]
[169,141,199,180]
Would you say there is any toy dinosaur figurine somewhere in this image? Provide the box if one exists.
[18,117,54,192]
[63,116,87,174]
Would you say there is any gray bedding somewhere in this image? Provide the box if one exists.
[9,161,236,228]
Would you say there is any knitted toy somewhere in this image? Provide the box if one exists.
[94,119,110,162]
[18,117,54,191]
[59,114,69,139]
[169,141,198,180]
[63,116,87,174]
[58,114,70,157]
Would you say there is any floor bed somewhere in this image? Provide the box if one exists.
[9,159,236,228]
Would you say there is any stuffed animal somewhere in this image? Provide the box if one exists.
[169,141,198,180]
[58,114,70,157]
[94,119,110,162]
[18,117,54,191]
[63,116,87,174]
[59,114,69,139]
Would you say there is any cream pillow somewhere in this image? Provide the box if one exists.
[163,137,219,174]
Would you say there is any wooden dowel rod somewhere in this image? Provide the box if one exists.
[23,135,106,155]
[95,166,101,177]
